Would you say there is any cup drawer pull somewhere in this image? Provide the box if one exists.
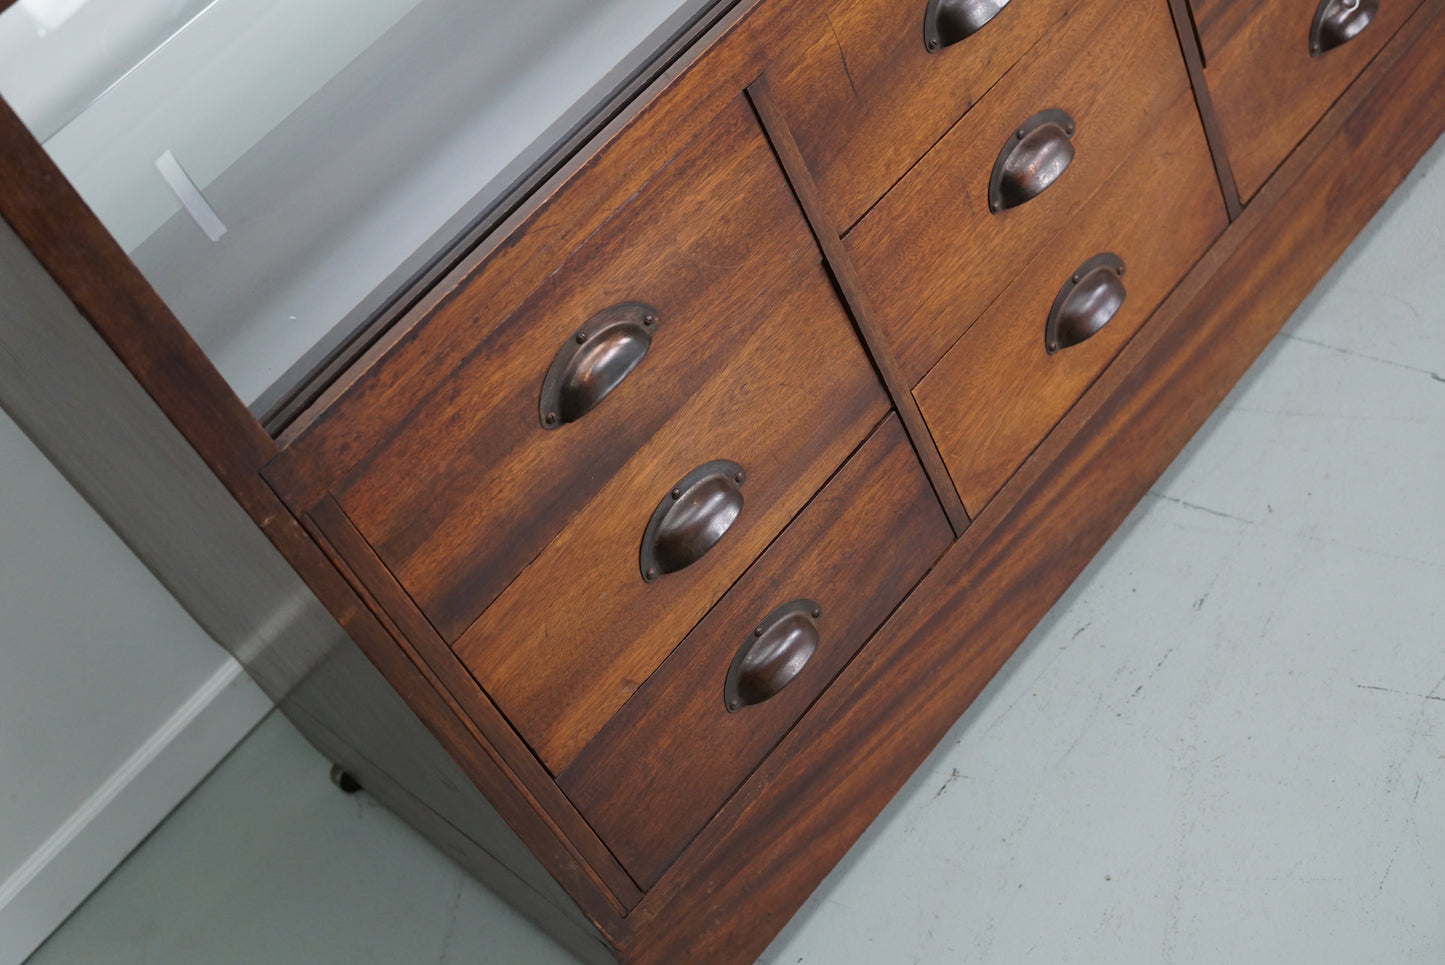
[989,108,1077,213]
[924,0,1011,52]
[1311,0,1378,55]
[1046,253,1127,353]
[725,600,822,712]
[540,302,659,429]
[641,460,746,582]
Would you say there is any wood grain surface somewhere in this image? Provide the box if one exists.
[1197,0,1423,201]
[763,0,1079,231]
[916,85,1227,516]
[321,96,860,644]
[846,0,1192,386]
[559,416,950,889]
[451,243,887,773]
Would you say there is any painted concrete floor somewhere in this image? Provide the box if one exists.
[30,135,1445,964]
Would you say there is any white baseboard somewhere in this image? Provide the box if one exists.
[0,658,272,965]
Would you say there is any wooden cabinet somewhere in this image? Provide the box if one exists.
[3,0,1443,962]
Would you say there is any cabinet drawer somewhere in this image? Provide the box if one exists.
[845,0,1193,387]
[276,96,880,640]
[763,0,1079,231]
[1193,0,1421,203]
[558,415,951,889]
[914,88,1227,517]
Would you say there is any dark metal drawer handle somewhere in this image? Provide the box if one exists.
[725,600,822,712]
[989,109,1076,214]
[1046,253,1126,353]
[540,302,658,429]
[924,0,1011,52]
[1311,0,1378,55]
[640,460,745,582]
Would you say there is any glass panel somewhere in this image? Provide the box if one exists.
[0,0,720,414]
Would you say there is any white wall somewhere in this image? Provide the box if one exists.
[0,409,272,965]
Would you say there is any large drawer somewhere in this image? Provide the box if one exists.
[559,415,951,889]
[845,0,1194,387]
[266,94,890,772]
[1192,0,1422,202]
[914,86,1227,516]
[763,0,1079,231]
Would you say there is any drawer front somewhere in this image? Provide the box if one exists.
[763,0,1079,232]
[1194,0,1421,202]
[558,415,951,889]
[915,88,1227,516]
[845,0,1194,387]
[317,96,883,647]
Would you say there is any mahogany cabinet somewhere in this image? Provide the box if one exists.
[2,0,1442,962]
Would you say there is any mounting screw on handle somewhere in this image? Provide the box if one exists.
[640,460,746,582]
[1046,253,1127,354]
[989,109,1077,213]
[539,302,659,429]
[725,600,822,712]
[924,0,1012,52]
[1311,0,1378,55]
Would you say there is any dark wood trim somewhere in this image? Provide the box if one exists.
[1168,0,1245,219]
[0,215,343,705]
[305,498,644,922]
[615,2,1445,959]
[747,76,971,537]
[0,97,277,509]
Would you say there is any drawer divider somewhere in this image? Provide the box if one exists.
[746,76,971,537]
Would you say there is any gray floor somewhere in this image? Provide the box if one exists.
[30,134,1445,964]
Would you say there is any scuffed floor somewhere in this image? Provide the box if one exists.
[30,135,1445,965]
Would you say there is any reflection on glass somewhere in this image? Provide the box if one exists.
[0,0,717,414]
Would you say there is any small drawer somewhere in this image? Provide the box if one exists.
[1192,0,1422,202]
[914,89,1227,516]
[845,0,1194,387]
[762,0,1079,231]
[558,416,951,889]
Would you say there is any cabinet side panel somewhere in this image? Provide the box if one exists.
[280,644,614,964]
[0,216,342,699]
[0,213,615,956]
